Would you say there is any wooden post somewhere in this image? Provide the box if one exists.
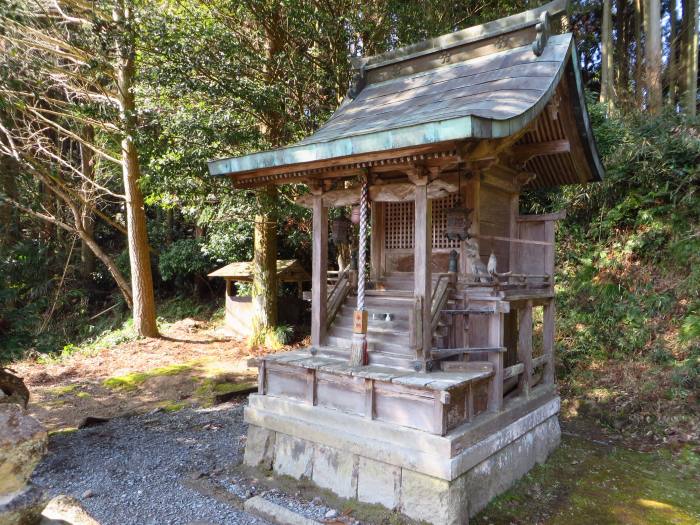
[508,193,519,273]
[543,299,556,384]
[413,176,432,365]
[486,312,503,412]
[370,201,385,282]
[311,191,328,348]
[544,220,555,289]
[517,301,533,397]
[462,174,480,273]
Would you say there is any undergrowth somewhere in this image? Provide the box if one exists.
[524,106,700,441]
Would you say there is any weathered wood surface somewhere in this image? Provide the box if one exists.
[517,301,534,397]
[304,39,571,144]
[311,195,328,347]
[295,179,458,207]
[414,179,432,362]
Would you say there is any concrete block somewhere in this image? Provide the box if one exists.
[244,496,322,525]
[357,457,401,510]
[462,415,561,518]
[273,433,314,480]
[311,445,358,499]
[399,469,467,525]
[244,425,276,470]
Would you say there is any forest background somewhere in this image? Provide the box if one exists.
[0,0,698,440]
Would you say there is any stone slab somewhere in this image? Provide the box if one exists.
[40,495,100,525]
[0,404,47,495]
[463,415,561,517]
[244,425,276,470]
[311,445,358,499]
[273,433,314,480]
[245,393,560,481]
[244,496,322,525]
[356,457,401,510]
[399,469,468,525]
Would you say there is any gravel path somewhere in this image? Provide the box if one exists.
[32,401,273,525]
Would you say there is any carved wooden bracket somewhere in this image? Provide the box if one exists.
[532,11,550,56]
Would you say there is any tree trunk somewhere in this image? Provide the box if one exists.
[248,12,285,343]
[601,0,615,110]
[668,0,679,107]
[634,0,644,107]
[615,0,630,107]
[79,126,96,278]
[644,0,663,113]
[0,156,20,248]
[251,184,278,340]
[680,0,698,115]
[114,0,158,337]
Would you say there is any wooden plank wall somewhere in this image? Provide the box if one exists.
[479,184,513,273]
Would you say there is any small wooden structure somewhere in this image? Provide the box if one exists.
[209,260,310,336]
[209,1,603,522]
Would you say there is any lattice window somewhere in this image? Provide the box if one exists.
[384,195,461,250]
[432,194,461,249]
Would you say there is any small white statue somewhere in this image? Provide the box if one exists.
[465,240,490,282]
[487,250,498,276]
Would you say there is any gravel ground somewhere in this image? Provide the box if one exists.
[32,400,272,525]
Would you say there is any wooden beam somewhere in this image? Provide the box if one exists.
[511,140,570,164]
[311,193,328,347]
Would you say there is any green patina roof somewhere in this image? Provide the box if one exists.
[207,0,603,185]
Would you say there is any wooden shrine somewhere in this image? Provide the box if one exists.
[209,1,603,523]
[208,260,310,337]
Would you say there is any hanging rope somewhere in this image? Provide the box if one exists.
[356,173,369,312]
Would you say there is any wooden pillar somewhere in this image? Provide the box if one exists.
[544,219,555,290]
[508,194,519,273]
[543,299,556,385]
[414,178,432,364]
[311,192,328,348]
[517,301,533,397]
[462,173,480,273]
[370,201,385,282]
[486,311,504,412]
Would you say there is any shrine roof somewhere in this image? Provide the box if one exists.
[208,259,310,282]
[208,0,603,188]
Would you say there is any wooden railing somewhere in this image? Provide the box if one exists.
[326,268,351,330]
[430,274,451,333]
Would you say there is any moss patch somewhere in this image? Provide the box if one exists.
[102,363,194,391]
[103,372,150,391]
[161,401,187,413]
[473,435,700,525]
[47,384,79,396]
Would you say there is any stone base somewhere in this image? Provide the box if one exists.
[244,389,561,525]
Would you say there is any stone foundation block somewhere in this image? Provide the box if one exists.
[400,469,467,525]
[357,457,401,510]
[311,445,358,499]
[244,425,276,470]
[273,433,314,480]
[462,415,561,517]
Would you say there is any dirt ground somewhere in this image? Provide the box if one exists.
[12,318,304,431]
[11,319,700,524]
